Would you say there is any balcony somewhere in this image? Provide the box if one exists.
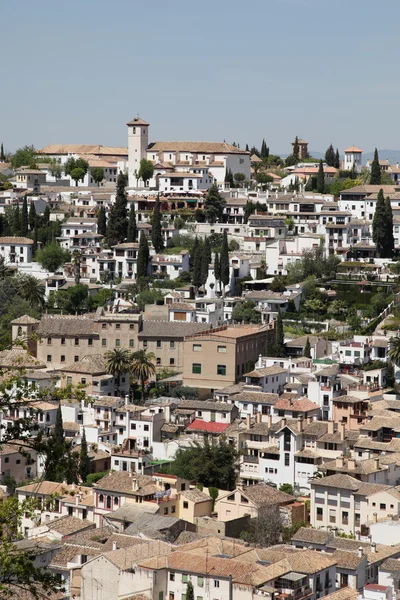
[243,455,259,464]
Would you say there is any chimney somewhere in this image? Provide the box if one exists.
[75,494,81,506]
[112,541,118,551]
[281,417,287,427]
[328,421,334,434]
[132,477,139,492]
[336,456,344,467]
[297,416,304,432]
[372,513,378,524]
[366,450,371,460]
[125,394,129,406]
[256,412,262,424]
[246,414,251,429]
[374,457,380,470]
[340,421,346,440]
[348,458,356,470]
[358,547,364,558]
[267,414,273,428]
[307,415,313,424]
[371,542,377,553]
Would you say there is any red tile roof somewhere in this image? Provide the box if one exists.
[186,419,230,434]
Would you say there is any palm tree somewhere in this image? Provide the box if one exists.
[19,275,45,308]
[131,349,156,404]
[104,348,132,396]
[389,336,400,367]
[0,256,14,279]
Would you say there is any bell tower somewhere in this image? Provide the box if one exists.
[127,116,150,187]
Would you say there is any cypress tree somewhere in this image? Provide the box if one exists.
[334,149,340,169]
[220,230,230,294]
[28,201,36,231]
[192,239,203,289]
[43,205,50,226]
[0,143,4,162]
[151,195,164,253]
[190,237,199,272]
[21,197,28,236]
[13,202,21,235]
[372,188,387,257]
[214,252,220,291]
[261,139,268,159]
[325,144,335,167]
[45,406,66,482]
[127,203,137,243]
[292,136,299,160]
[33,223,38,254]
[186,582,194,600]
[273,308,285,357]
[245,143,249,152]
[136,231,149,279]
[79,429,91,483]
[317,160,325,193]
[384,196,394,258]
[204,237,211,266]
[370,148,381,185]
[304,337,312,358]
[97,206,107,236]
[106,173,128,246]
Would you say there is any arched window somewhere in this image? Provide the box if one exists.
[114,497,119,506]
[17,327,23,337]
[99,494,104,503]
[106,496,112,509]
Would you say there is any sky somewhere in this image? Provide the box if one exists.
[3,0,400,155]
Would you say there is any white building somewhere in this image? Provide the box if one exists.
[343,146,363,173]
[158,170,212,193]
[126,116,250,188]
[0,236,34,264]
[151,251,190,280]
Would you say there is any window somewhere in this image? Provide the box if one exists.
[171,505,176,513]
[143,340,148,348]
[4,458,9,464]
[197,577,204,588]
[170,341,175,349]
[285,453,290,466]
[183,501,189,509]
[102,339,107,346]
[75,338,79,346]
[88,339,93,346]
[317,507,323,521]
[192,363,201,374]
[47,355,52,362]
[47,338,51,345]
[193,344,202,352]
[182,575,188,583]
[68,506,73,516]
[144,425,149,431]
[170,573,175,582]
[74,356,79,362]
[67,376,72,385]
[102,324,107,329]
[116,323,121,329]
[129,339,134,347]
[214,581,220,588]
[170,358,175,366]
[217,345,226,353]
[61,355,65,362]
[380,503,386,510]
[81,378,86,384]
[164,507,168,515]
[156,340,162,348]
[116,339,120,347]
[217,365,226,376]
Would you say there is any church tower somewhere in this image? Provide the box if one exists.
[127,117,150,187]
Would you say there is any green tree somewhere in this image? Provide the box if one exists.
[334,149,340,169]
[186,582,194,600]
[225,168,234,187]
[304,337,312,358]
[64,157,89,177]
[317,160,325,193]
[279,483,294,495]
[203,184,226,224]
[131,349,156,403]
[384,196,394,258]
[12,202,21,235]
[272,308,285,357]
[28,201,36,231]
[47,157,63,180]
[256,172,273,190]
[136,289,164,311]
[260,138,269,159]
[70,167,85,186]
[234,172,245,185]
[232,300,261,324]
[45,406,74,483]
[214,252,220,292]
[136,231,149,279]
[386,361,395,388]
[106,172,128,246]
[192,238,203,289]
[372,188,387,257]
[90,167,104,186]
[220,230,230,293]
[79,429,91,483]
[389,337,400,367]
[10,145,36,169]
[325,144,335,167]
[292,136,299,161]
[127,203,137,243]
[43,205,50,226]
[370,148,381,185]
[35,243,70,272]
[105,348,132,394]
[55,283,89,314]
[151,195,164,253]
[138,158,154,185]
[0,143,5,161]
[97,206,107,236]
[19,276,45,309]
[21,197,28,236]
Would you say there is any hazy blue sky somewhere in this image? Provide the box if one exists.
[3,0,400,154]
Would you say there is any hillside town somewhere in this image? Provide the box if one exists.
[2,117,400,600]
